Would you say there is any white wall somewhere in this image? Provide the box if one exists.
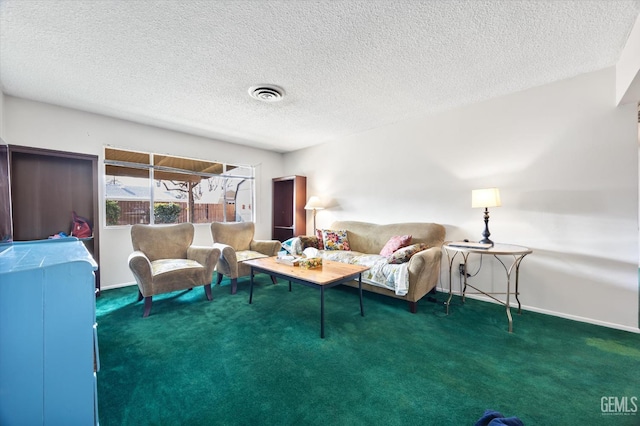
[285,67,639,332]
[0,91,5,139]
[3,96,284,288]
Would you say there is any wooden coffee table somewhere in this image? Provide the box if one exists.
[244,257,369,338]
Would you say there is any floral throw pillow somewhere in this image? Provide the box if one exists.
[315,229,325,250]
[322,229,351,251]
[379,235,412,257]
[387,243,428,264]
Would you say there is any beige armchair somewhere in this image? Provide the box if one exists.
[128,223,220,317]
[211,222,282,294]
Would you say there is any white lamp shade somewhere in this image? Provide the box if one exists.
[472,188,501,208]
[304,196,324,210]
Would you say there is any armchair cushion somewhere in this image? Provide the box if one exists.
[152,258,204,275]
[236,250,269,262]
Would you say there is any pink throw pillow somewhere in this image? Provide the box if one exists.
[315,229,324,250]
[380,235,412,257]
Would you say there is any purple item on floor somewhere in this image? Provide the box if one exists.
[475,409,524,426]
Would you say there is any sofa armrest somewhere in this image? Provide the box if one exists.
[251,240,282,256]
[405,246,442,301]
[128,250,153,296]
[187,245,221,279]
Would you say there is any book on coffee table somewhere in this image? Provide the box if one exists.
[447,241,493,249]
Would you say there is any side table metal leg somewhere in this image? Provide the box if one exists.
[496,255,515,333]
[461,253,471,304]
[514,254,527,314]
[461,262,468,304]
[445,250,458,315]
[506,273,512,333]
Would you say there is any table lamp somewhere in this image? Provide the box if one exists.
[304,196,324,233]
[471,188,501,246]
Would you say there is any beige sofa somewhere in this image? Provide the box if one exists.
[298,221,445,313]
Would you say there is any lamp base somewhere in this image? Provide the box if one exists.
[480,207,494,247]
[478,237,494,246]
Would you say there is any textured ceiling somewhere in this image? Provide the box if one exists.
[1,1,639,153]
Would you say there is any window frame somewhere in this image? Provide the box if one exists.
[104,147,255,227]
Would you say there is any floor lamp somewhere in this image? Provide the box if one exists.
[304,196,324,233]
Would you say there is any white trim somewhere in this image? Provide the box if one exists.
[101,282,136,291]
[436,286,640,334]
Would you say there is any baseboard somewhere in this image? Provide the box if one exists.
[101,282,136,291]
[435,286,640,334]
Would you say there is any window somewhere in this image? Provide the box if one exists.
[104,148,254,226]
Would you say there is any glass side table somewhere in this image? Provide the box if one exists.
[442,242,532,333]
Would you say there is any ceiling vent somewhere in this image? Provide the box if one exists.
[249,85,284,102]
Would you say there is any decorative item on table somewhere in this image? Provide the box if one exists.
[471,187,501,246]
[298,257,322,269]
[276,251,300,266]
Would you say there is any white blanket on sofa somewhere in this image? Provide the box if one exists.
[318,250,409,296]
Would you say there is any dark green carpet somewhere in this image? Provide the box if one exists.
[96,276,640,425]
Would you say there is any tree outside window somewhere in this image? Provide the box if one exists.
[104,148,254,226]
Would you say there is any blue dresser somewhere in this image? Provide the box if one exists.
[0,239,99,425]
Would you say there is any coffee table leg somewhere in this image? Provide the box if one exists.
[249,266,254,304]
[359,273,364,316]
[320,286,325,338]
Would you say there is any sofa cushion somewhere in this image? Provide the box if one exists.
[329,221,445,254]
[379,235,412,257]
[322,229,351,251]
[387,243,429,264]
